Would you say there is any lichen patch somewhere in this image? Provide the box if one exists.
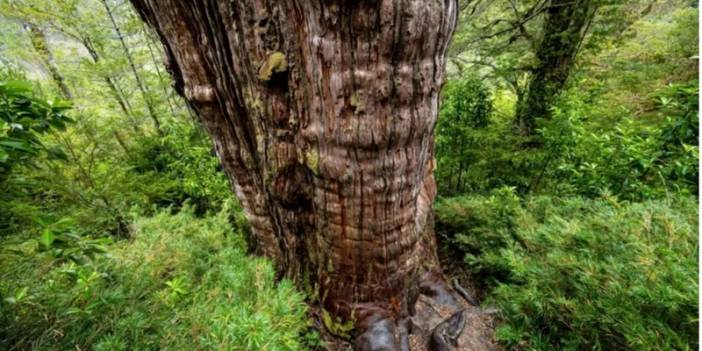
[258,51,288,81]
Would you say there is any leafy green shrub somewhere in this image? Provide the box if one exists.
[0,204,310,350]
[435,74,497,195]
[0,75,75,237]
[435,187,524,280]
[435,190,698,350]
[654,82,699,195]
[33,215,112,264]
[538,81,698,200]
[0,79,72,182]
[129,120,231,214]
[1,117,233,238]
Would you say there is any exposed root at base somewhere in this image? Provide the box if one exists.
[429,310,465,351]
[349,272,497,351]
[354,309,398,351]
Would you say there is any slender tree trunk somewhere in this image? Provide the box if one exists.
[80,37,142,134]
[25,23,72,100]
[446,165,455,193]
[514,0,597,137]
[102,0,162,133]
[113,130,131,155]
[131,0,460,348]
[104,77,133,118]
[454,159,466,194]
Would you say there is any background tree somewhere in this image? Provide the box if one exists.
[25,22,73,100]
[450,0,658,138]
[0,0,208,236]
[101,0,161,133]
[514,0,598,137]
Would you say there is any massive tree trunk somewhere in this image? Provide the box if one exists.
[131,0,461,348]
[514,0,597,137]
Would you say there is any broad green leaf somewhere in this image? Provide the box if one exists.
[2,80,32,93]
[40,229,55,248]
[50,99,72,110]
[15,287,28,301]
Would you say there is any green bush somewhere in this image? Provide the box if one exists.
[432,77,699,201]
[537,81,698,200]
[0,78,72,182]
[0,75,74,235]
[435,74,498,195]
[1,117,233,238]
[436,190,698,350]
[0,204,311,350]
[128,121,231,214]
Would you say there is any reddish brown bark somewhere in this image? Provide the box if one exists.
[130,0,457,346]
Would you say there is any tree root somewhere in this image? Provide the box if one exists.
[354,310,398,351]
[429,310,466,351]
[398,318,411,351]
[349,271,495,351]
[452,278,480,307]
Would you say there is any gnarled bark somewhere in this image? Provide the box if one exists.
[130,0,457,347]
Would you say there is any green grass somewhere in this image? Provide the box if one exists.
[0,204,311,350]
[436,189,699,350]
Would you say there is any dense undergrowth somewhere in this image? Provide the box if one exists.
[436,190,698,350]
[0,204,312,350]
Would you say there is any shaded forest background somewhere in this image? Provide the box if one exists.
[0,0,698,350]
